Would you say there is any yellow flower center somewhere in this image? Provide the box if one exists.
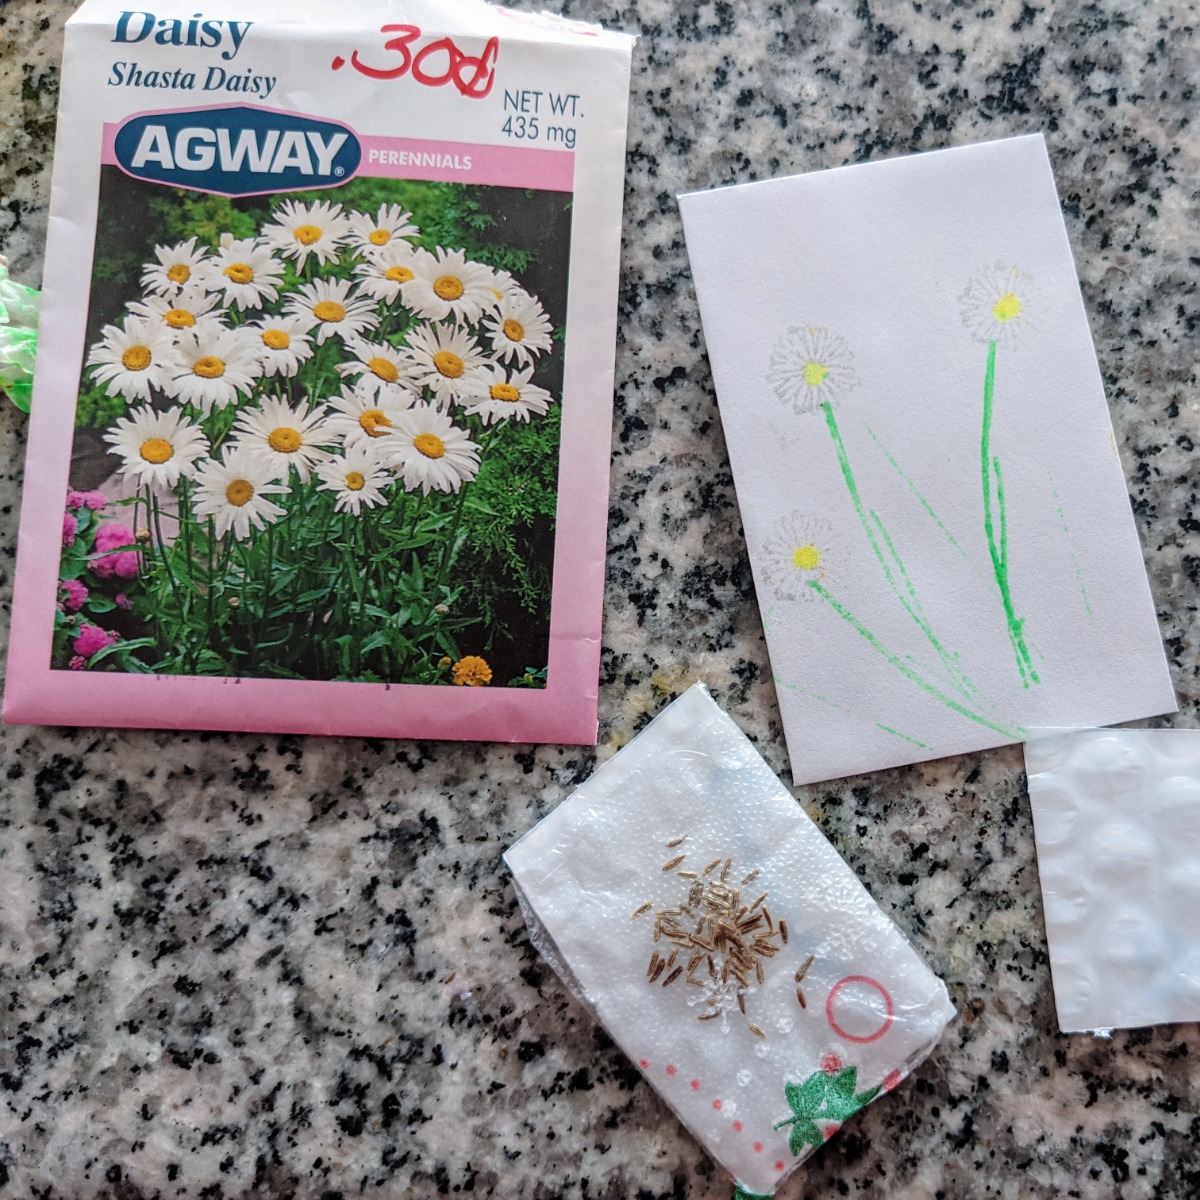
[502,318,525,342]
[433,274,465,301]
[345,471,366,491]
[803,361,829,387]
[166,263,191,284]
[452,655,492,687]
[122,344,152,371]
[368,229,391,246]
[433,351,464,379]
[313,300,346,323]
[490,383,521,402]
[193,356,225,378]
[359,408,392,437]
[792,544,821,571]
[267,427,302,453]
[294,224,322,245]
[224,262,254,285]
[165,308,195,329]
[225,479,254,506]
[413,432,446,459]
[385,265,415,283]
[262,328,291,350]
[139,437,174,464]
[368,356,399,383]
[993,293,1022,322]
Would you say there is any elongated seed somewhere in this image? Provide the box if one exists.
[779,919,789,944]
[748,1024,766,1039]
[740,868,761,886]
[796,954,814,983]
[662,966,683,987]
[666,834,688,848]
[698,1009,720,1021]
[796,987,807,1009]
[662,855,686,872]
[703,858,721,876]
[631,901,653,920]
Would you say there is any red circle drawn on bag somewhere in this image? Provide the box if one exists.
[825,975,895,1044]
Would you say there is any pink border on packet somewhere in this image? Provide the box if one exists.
[3,133,600,744]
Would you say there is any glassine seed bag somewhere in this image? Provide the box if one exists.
[505,684,956,1197]
[4,0,633,743]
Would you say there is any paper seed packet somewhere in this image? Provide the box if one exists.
[3,0,634,742]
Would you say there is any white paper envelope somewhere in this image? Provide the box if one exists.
[506,685,955,1196]
[679,136,1175,784]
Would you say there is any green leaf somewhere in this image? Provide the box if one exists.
[785,1072,828,1119]
[788,1117,824,1155]
[733,1187,774,1200]
[85,637,156,669]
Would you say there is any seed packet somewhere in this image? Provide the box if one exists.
[3,0,633,742]
[505,685,956,1197]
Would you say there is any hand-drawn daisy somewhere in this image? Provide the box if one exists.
[285,277,379,345]
[127,288,225,338]
[403,322,487,406]
[203,235,286,310]
[323,383,414,447]
[233,395,333,483]
[140,236,211,298]
[244,313,315,378]
[352,243,431,304]
[165,326,261,412]
[461,363,553,425]
[345,204,420,256]
[386,406,481,494]
[314,444,393,515]
[759,515,833,601]
[768,327,859,415]
[483,289,554,366]
[103,405,210,489]
[406,248,501,324]
[336,338,419,400]
[958,264,1038,347]
[86,316,183,400]
[261,198,350,269]
[192,445,290,541]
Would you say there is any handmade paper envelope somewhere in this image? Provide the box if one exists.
[506,685,955,1197]
[679,135,1175,784]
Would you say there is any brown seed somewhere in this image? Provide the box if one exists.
[443,971,457,984]
[720,858,732,882]
[662,855,686,872]
[748,1024,766,1039]
[749,892,767,912]
[779,919,789,944]
[666,834,688,848]
[698,1009,720,1021]
[740,868,761,886]
[737,992,747,1015]
[762,906,774,932]
[796,987,807,1009]
[666,950,678,970]
[678,870,698,879]
[650,958,666,983]
[703,858,721,876]
[631,901,653,920]
[662,966,683,987]
[647,952,660,979]
[796,954,814,983]
[756,960,764,984]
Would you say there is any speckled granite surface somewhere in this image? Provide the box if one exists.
[1,0,1198,1197]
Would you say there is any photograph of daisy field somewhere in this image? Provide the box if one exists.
[53,167,570,687]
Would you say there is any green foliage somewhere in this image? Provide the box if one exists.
[773,1065,880,1156]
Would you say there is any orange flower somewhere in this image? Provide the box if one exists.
[452,655,492,687]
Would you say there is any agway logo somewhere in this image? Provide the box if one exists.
[113,106,361,196]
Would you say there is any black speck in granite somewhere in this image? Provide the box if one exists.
[3,0,1200,1196]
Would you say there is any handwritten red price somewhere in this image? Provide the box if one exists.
[332,26,500,99]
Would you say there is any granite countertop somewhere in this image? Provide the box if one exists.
[1,0,1198,1197]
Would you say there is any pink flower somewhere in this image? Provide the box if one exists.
[821,1054,842,1075]
[115,593,133,610]
[62,511,78,547]
[92,550,140,580]
[68,655,87,671]
[94,522,134,552]
[73,623,117,659]
[59,579,88,612]
[66,489,107,511]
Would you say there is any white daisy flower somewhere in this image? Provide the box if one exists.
[244,313,315,378]
[314,444,393,515]
[192,445,290,541]
[336,338,419,400]
[767,326,859,416]
[261,199,350,269]
[165,326,261,413]
[127,287,225,338]
[86,316,183,400]
[345,204,419,256]
[352,243,431,305]
[204,236,286,310]
[284,277,379,345]
[403,322,486,406]
[959,264,1039,347]
[103,405,210,489]
[461,363,553,425]
[483,289,554,366]
[140,236,212,298]
[232,395,333,483]
[406,248,500,324]
[759,514,833,601]
[324,383,414,447]
[386,405,480,495]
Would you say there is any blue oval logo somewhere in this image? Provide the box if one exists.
[114,106,361,196]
